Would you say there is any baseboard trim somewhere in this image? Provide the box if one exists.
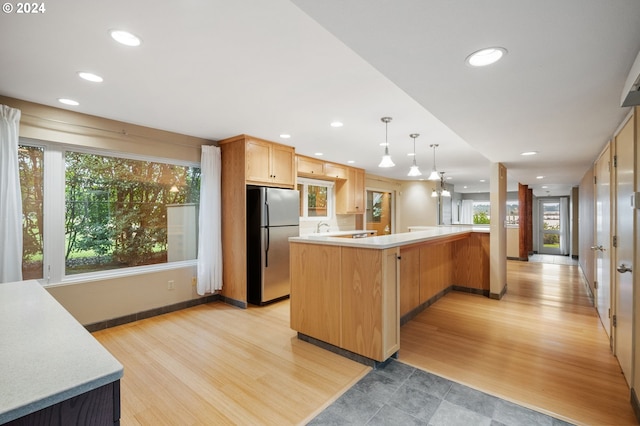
[490,284,508,300]
[297,333,397,369]
[400,285,490,326]
[85,294,220,332]
[631,387,640,423]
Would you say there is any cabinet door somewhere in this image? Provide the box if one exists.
[245,139,272,184]
[270,144,295,187]
[324,163,347,179]
[297,156,325,176]
[290,243,342,346]
[399,245,420,317]
[351,168,364,212]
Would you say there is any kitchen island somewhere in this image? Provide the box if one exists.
[0,280,123,425]
[289,226,490,365]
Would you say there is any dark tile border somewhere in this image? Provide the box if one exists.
[85,294,221,332]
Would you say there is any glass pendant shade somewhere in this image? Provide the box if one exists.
[379,152,395,168]
[431,189,438,198]
[427,170,440,180]
[407,165,421,176]
[442,189,451,197]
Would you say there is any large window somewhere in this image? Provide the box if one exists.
[297,178,333,219]
[18,140,201,282]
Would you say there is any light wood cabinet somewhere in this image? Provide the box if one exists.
[219,135,295,306]
[290,243,400,362]
[296,155,325,176]
[336,167,365,214]
[246,138,295,187]
[399,245,421,317]
[324,162,348,179]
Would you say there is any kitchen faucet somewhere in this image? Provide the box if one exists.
[316,221,330,233]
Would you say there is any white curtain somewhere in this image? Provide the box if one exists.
[197,145,223,294]
[460,200,474,224]
[0,105,23,283]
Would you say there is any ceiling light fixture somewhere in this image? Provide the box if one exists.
[520,151,538,156]
[314,152,323,156]
[77,72,103,83]
[407,133,421,177]
[432,172,451,197]
[378,117,395,168]
[109,29,142,47]
[427,144,441,180]
[466,47,507,67]
[58,98,79,106]
[536,176,544,179]
[330,121,343,128]
[279,134,291,139]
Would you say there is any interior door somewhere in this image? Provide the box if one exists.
[594,145,611,337]
[538,198,561,255]
[366,190,393,235]
[614,116,634,385]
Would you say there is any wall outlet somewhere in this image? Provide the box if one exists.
[191,277,197,286]
[167,280,175,290]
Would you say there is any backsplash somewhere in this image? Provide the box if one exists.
[299,215,356,235]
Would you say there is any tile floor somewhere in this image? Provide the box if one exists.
[308,359,573,426]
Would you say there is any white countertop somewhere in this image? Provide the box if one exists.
[0,280,123,423]
[301,230,376,237]
[290,226,488,249]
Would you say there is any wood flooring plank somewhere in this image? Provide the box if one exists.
[400,260,636,426]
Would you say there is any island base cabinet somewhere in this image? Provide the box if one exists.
[290,244,400,363]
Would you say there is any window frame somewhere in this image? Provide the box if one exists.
[297,177,334,221]
[19,137,201,286]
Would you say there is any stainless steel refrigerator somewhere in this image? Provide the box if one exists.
[246,186,299,305]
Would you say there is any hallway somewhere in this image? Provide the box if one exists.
[399,260,636,425]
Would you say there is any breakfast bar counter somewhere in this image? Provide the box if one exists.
[289,226,490,364]
[0,280,123,425]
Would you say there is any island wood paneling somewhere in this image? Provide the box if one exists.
[340,247,384,359]
[420,241,454,303]
[290,243,342,346]
[453,232,490,290]
[399,245,421,316]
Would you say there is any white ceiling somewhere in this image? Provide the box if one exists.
[1,0,639,196]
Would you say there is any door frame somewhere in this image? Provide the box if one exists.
[538,197,563,255]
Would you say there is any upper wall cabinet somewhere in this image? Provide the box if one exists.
[335,167,365,214]
[297,155,325,177]
[324,162,348,180]
[222,136,295,188]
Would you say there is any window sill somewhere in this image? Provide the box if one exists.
[42,260,197,288]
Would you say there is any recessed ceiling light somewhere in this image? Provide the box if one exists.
[109,29,142,47]
[536,176,544,179]
[446,176,453,180]
[330,121,343,128]
[407,152,415,156]
[479,179,486,183]
[463,186,468,189]
[58,98,79,106]
[541,185,548,189]
[520,151,538,156]
[77,72,103,83]
[279,134,291,139]
[379,142,388,147]
[347,160,355,164]
[314,152,323,156]
[466,47,507,67]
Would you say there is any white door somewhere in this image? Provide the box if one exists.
[614,116,634,385]
[594,145,611,337]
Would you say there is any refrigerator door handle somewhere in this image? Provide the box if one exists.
[265,198,270,267]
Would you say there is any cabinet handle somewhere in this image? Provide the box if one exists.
[397,256,402,260]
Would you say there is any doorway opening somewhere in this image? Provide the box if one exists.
[537,197,569,255]
[365,190,393,235]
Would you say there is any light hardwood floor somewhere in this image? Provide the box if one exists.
[400,260,637,425]
[93,301,370,425]
[94,259,637,425]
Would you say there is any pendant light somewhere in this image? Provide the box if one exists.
[378,117,395,168]
[407,133,421,177]
[432,171,451,197]
[427,144,440,180]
